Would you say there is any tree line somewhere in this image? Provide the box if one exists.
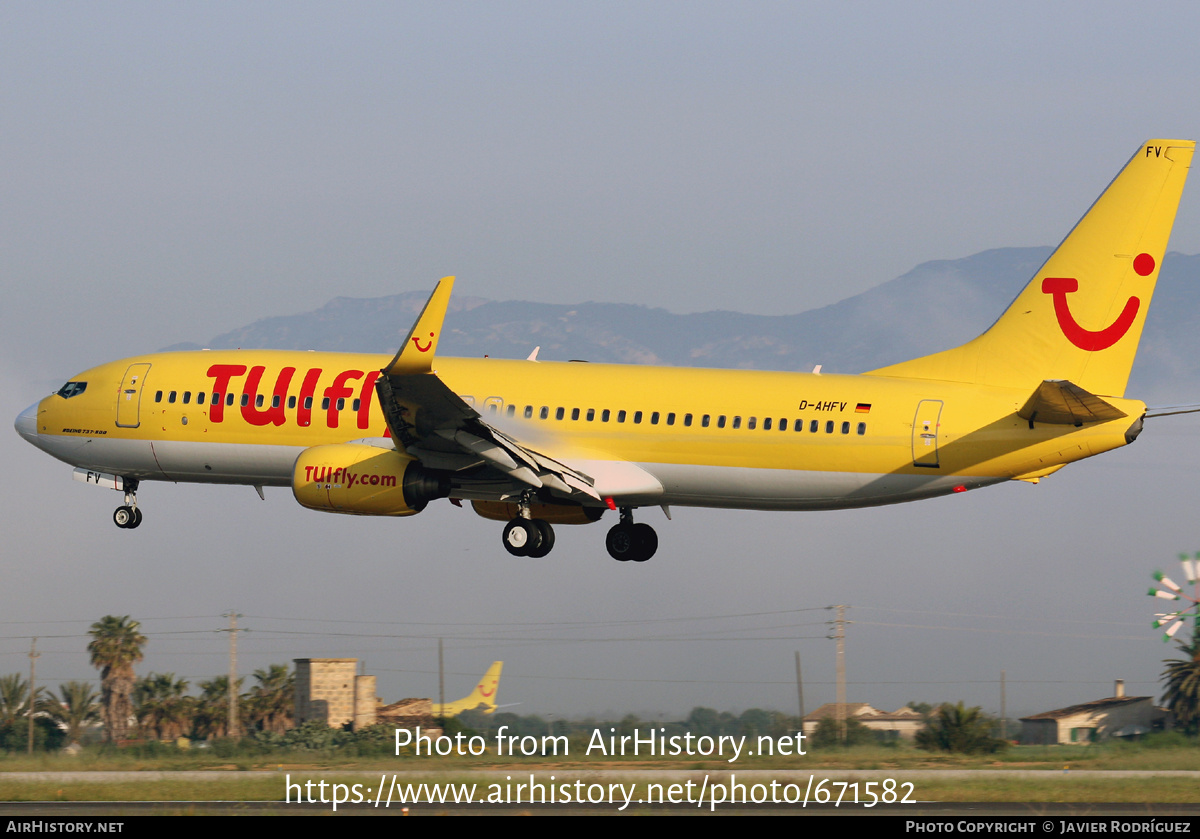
[0,615,293,750]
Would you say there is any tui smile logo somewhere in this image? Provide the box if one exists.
[1041,253,1154,351]
[411,331,435,352]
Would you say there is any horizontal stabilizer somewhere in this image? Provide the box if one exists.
[1018,380,1127,426]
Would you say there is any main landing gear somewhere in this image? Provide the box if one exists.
[112,479,142,530]
[501,492,555,557]
[502,517,555,557]
[499,496,659,561]
[605,507,657,563]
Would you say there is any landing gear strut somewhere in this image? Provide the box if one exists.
[606,507,657,562]
[501,493,555,557]
[113,479,142,529]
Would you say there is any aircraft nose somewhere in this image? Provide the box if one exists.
[14,402,38,444]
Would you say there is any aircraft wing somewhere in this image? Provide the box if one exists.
[374,278,601,502]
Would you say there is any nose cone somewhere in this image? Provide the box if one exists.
[14,402,39,444]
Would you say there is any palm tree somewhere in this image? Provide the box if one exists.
[0,674,31,728]
[134,673,192,740]
[193,675,245,739]
[915,701,1006,754]
[246,665,294,734]
[44,681,102,745]
[87,615,147,742]
[1161,640,1200,735]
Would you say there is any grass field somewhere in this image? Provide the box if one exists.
[4,736,1200,805]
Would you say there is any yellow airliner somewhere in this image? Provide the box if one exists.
[432,662,504,717]
[14,140,1195,561]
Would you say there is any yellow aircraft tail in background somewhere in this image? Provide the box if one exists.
[432,661,503,717]
[869,141,1194,398]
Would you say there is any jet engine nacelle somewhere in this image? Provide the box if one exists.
[293,443,449,516]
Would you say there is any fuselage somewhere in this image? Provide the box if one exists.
[16,349,1145,511]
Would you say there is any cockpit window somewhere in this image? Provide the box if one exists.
[57,381,87,399]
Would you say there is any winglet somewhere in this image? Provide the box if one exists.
[385,277,455,376]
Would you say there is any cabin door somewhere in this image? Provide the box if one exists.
[911,399,943,468]
[115,363,152,428]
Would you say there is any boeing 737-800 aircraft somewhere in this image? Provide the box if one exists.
[15,140,1195,562]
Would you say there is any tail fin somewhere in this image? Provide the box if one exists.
[868,140,1194,397]
[457,661,503,714]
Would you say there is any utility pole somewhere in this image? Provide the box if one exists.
[1000,670,1007,740]
[794,651,805,721]
[438,638,445,727]
[828,605,849,743]
[28,637,39,754]
[219,612,243,738]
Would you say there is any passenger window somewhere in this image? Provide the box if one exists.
[571,408,580,420]
[586,408,595,421]
[666,412,675,425]
[702,415,710,428]
[255,394,264,408]
[634,411,643,424]
[555,407,565,420]
[155,391,163,403]
[352,398,359,411]
[732,416,741,429]
[336,398,345,411]
[810,420,818,433]
[322,398,330,410]
[540,406,549,419]
[748,417,756,430]
[825,421,834,433]
[288,396,296,409]
[168,391,177,404]
[857,422,866,435]
[650,412,659,425]
[762,417,770,430]
[226,393,235,407]
[304,396,312,410]
[780,417,787,431]
[182,392,192,404]
[525,406,533,419]
[841,421,850,434]
[717,416,727,428]
[618,410,627,423]
[197,393,206,405]
[602,409,611,422]
[684,413,692,427]
[241,394,249,407]
[507,405,516,417]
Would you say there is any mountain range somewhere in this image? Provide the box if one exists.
[165,248,1200,402]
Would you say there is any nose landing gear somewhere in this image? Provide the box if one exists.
[113,480,142,529]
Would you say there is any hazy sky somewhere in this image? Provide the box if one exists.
[3,2,1200,721]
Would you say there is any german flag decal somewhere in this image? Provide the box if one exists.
[855,403,872,413]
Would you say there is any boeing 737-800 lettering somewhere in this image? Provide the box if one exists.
[14,140,1195,562]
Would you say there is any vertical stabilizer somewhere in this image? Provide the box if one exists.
[868,140,1194,396]
[434,661,503,716]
